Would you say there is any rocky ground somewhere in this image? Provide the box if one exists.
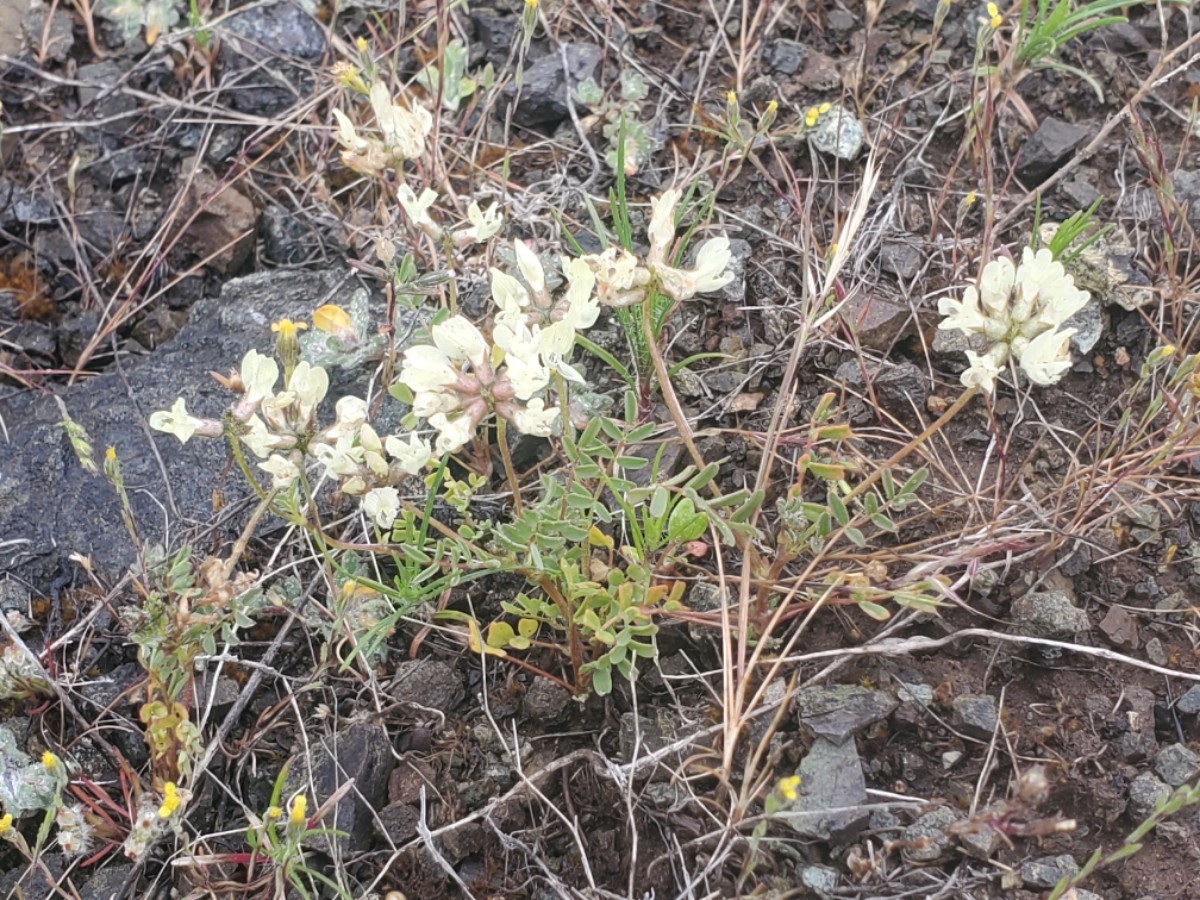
[2,0,1200,898]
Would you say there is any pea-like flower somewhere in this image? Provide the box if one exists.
[397,315,559,454]
[454,201,504,246]
[149,398,222,445]
[939,247,1089,393]
[332,82,432,176]
[579,188,734,305]
[362,487,401,529]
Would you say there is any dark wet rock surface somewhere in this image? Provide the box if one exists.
[0,268,359,586]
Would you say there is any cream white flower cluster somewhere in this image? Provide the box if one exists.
[151,189,736,531]
[398,311,560,457]
[150,346,430,530]
[938,247,1089,393]
[332,82,433,178]
[577,188,735,307]
[332,79,502,252]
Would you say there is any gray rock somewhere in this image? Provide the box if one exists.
[20,6,74,64]
[766,39,807,75]
[808,104,865,160]
[1128,771,1170,821]
[835,360,928,422]
[1010,590,1089,638]
[0,268,360,587]
[282,721,394,853]
[782,737,869,840]
[523,677,572,723]
[1176,685,1200,715]
[880,241,923,280]
[174,164,257,274]
[469,6,519,65]
[1066,298,1104,355]
[952,694,999,739]
[795,684,897,745]
[1154,743,1200,787]
[0,177,54,227]
[218,1,328,114]
[1118,687,1159,763]
[902,806,960,863]
[77,864,135,900]
[619,709,695,778]
[390,660,464,713]
[376,801,420,844]
[77,61,138,130]
[958,811,1002,859]
[261,205,310,265]
[1020,854,1080,889]
[839,292,915,352]
[799,864,839,896]
[502,44,603,128]
[1016,117,1090,184]
[1174,170,1200,234]
[388,759,435,806]
[1145,636,1168,667]
[440,821,485,862]
[192,673,240,714]
[0,854,65,898]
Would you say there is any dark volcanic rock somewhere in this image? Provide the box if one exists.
[1016,117,1090,184]
[217,1,328,114]
[501,43,603,128]
[282,721,395,853]
[0,268,360,587]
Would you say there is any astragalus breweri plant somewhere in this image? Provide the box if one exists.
[938,246,1089,392]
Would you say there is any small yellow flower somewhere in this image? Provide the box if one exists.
[272,319,307,374]
[965,190,977,206]
[766,100,778,114]
[158,782,181,819]
[312,304,353,335]
[41,751,58,771]
[778,775,802,801]
[270,318,308,338]
[805,106,820,128]
[525,0,537,7]
[987,2,1002,27]
[355,36,368,52]
[105,446,116,462]
[818,102,832,114]
[288,793,308,826]
[0,814,11,834]
[266,806,283,820]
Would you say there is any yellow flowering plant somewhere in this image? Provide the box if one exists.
[243,768,351,899]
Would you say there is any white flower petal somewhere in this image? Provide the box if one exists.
[289,362,329,418]
[400,344,459,393]
[490,269,530,317]
[978,255,1017,316]
[385,432,433,474]
[509,398,559,437]
[691,237,735,293]
[362,487,400,529]
[149,398,201,444]
[429,412,476,454]
[259,454,300,489]
[1017,326,1075,385]
[648,189,682,265]
[239,350,279,405]
[513,240,545,295]
[432,316,489,370]
[399,184,439,228]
